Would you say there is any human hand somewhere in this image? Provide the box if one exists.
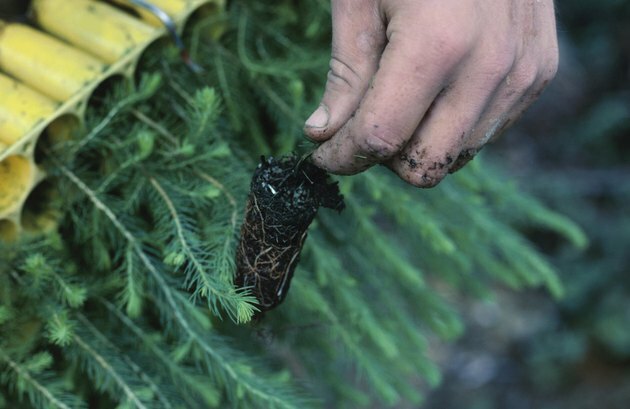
[305,0,559,187]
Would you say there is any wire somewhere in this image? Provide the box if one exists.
[127,0,204,73]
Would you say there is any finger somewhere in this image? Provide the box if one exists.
[448,147,480,174]
[442,72,536,176]
[466,0,559,149]
[388,67,504,187]
[448,62,557,175]
[465,67,536,152]
[304,0,385,142]
[446,78,530,176]
[388,75,495,188]
[312,15,473,174]
[467,55,558,151]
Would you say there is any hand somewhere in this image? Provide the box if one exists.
[305,0,559,187]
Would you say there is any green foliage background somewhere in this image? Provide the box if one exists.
[518,0,630,401]
[423,1,630,407]
[0,1,590,408]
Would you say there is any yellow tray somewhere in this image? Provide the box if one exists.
[0,0,223,241]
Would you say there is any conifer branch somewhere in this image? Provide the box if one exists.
[258,82,303,125]
[55,162,304,409]
[49,270,87,309]
[195,171,238,238]
[195,170,241,283]
[72,333,148,409]
[73,76,160,153]
[100,298,220,408]
[207,45,270,153]
[131,110,178,145]
[167,79,195,105]
[293,279,401,405]
[149,176,255,322]
[121,244,144,317]
[0,349,72,409]
[76,314,174,409]
[54,162,197,330]
[236,12,322,76]
[47,311,76,347]
[213,52,242,132]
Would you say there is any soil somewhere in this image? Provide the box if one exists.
[235,155,344,314]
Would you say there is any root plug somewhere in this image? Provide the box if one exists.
[235,155,344,314]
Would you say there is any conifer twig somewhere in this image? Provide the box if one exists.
[55,161,301,409]
[72,333,148,409]
[258,82,303,125]
[148,176,252,322]
[213,52,241,132]
[76,313,174,409]
[195,171,237,232]
[131,109,178,145]
[99,298,217,408]
[168,79,195,105]
[195,170,240,284]
[0,349,72,409]
[55,162,199,329]
[73,95,137,153]
[236,12,321,76]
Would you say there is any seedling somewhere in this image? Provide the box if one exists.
[235,155,344,313]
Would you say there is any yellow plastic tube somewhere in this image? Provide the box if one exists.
[0,155,37,216]
[0,22,106,101]
[32,0,156,64]
[0,219,19,241]
[0,74,58,146]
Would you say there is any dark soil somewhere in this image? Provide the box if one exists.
[235,155,344,314]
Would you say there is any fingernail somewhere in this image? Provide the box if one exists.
[305,105,329,129]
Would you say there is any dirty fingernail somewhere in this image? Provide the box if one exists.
[305,105,329,129]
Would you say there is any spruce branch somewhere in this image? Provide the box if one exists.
[15,251,85,310]
[55,161,307,409]
[149,176,257,323]
[0,348,84,409]
[54,162,202,335]
[258,81,303,126]
[347,199,426,290]
[166,77,196,106]
[48,270,87,309]
[76,313,175,409]
[195,170,241,283]
[196,171,238,231]
[131,110,178,146]
[236,11,324,76]
[46,311,76,347]
[100,298,221,408]
[73,74,162,154]
[292,279,401,406]
[306,241,405,359]
[120,244,145,318]
[362,172,456,255]
[55,161,189,317]
[213,52,243,132]
[206,44,270,153]
[188,88,221,144]
[71,332,148,409]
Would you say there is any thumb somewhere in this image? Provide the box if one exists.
[304,0,385,142]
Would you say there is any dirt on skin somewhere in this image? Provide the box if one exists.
[449,148,479,174]
[235,155,344,314]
